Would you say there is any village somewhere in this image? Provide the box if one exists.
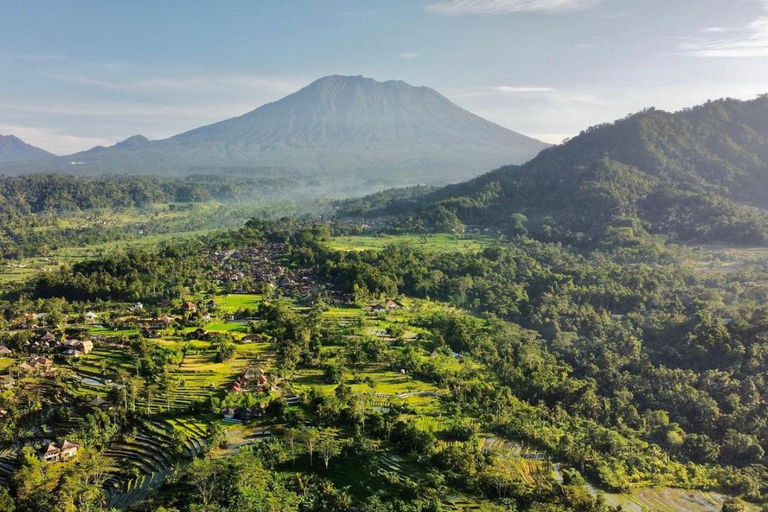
[0,239,432,508]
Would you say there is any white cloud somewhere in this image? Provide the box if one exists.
[681,3,768,57]
[493,86,556,93]
[424,0,605,16]
[450,85,557,99]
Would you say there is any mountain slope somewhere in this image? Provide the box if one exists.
[11,75,548,187]
[352,96,768,245]
[0,135,53,161]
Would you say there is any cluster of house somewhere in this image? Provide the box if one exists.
[230,367,270,394]
[371,299,405,313]
[206,246,334,299]
[39,439,79,463]
[19,356,54,374]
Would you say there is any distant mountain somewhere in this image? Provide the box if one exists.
[6,75,548,188]
[351,96,768,245]
[0,135,53,161]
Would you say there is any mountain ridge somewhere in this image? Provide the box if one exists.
[343,95,768,246]
[3,75,549,189]
[0,135,54,161]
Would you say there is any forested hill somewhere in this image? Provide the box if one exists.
[0,174,306,223]
[350,96,768,246]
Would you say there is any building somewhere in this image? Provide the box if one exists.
[40,440,79,463]
[59,339,93,355]
[0,375,15,390]
[183,302,197,313]
[0,346,12,357]
[84,312,98,323]
[371,304,387,313]
[40,332,57,344]
[88,396,111,409]
[386,299,404,310]
[240,334,263,343]
[147,316,173,330]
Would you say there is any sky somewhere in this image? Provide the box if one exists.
[1,0,768,154]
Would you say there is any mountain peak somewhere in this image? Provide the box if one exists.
[49,76,548,186]
[0,134,53,161]
[114,135,150,149]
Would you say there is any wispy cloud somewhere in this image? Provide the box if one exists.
[424,0,605,16]
[44,73,305,97]
[680,3,768,57]
[450,85,557,99]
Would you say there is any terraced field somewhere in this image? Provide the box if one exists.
[104,417,208,509]
[481,437,551,460]
[599,488,757,512]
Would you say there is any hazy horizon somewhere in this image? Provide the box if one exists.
[2,0,768,154]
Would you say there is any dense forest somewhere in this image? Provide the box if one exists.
[339,96,768,246]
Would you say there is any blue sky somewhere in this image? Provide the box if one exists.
[2,0,768,154]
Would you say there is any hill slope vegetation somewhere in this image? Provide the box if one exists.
[355,96,768,245]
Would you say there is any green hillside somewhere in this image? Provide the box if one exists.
[349,96,768,246]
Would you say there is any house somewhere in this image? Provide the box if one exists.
[132,302,144,312]
[32,356,53,367]
[147,316,173,329]
[21,357,55,374]
[183,302,197,313]
[0,375,16,390]
[371,304,387,313]
[78,340,94,354]
[40,443,61,462]
[140,327,159,339]
[40,332,57,344]
[84,312,98,324]
[58,339,93,355]
[58,440,79,460]
[188,328,209,340]
[0,346,11,357]
[41,440,79,462]
[222,407,236,420]
[88,396,110,409]
[206,299,217,311]
[240,334,263,343]
[386,300,403,310]
[235,406,263,422]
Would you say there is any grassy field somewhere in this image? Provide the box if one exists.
[327,233,495,254]
[217,294,265,313]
